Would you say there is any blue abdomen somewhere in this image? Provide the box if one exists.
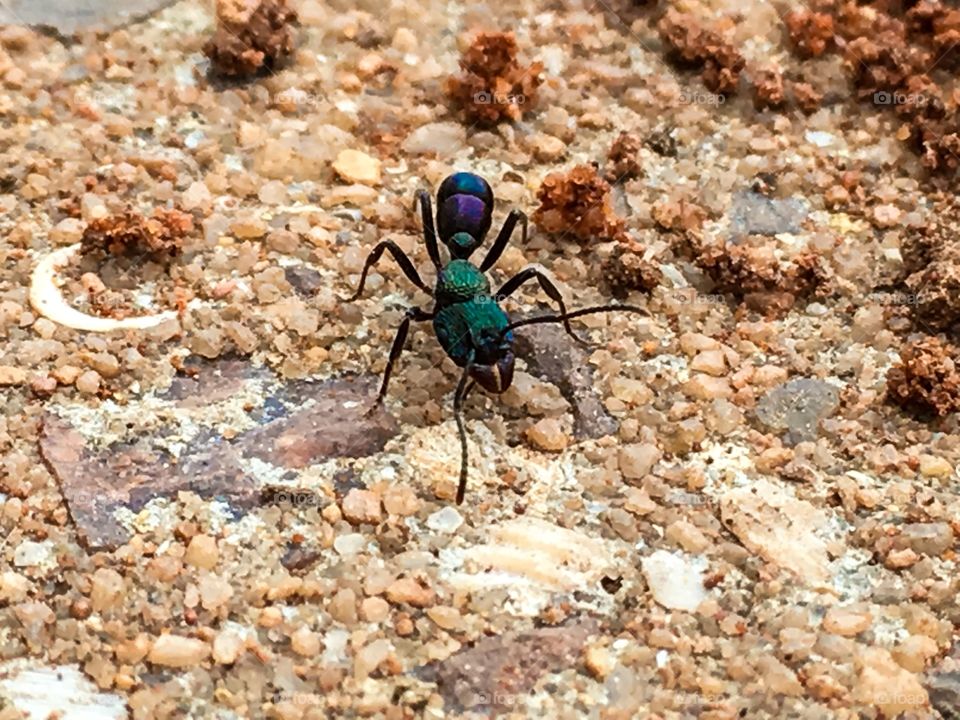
[436,172,494,247]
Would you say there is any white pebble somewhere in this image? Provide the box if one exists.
[642,550,707,612]
[426,506,464,534]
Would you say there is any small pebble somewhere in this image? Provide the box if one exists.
[618,443,660,480]
[361,597,390,623]
[212,630,244,665]
[386,577,435,608]
[642,550,707,612]
[332,149,382,185]
[147,635,210,667]
[290,626,321,656]
[0,366,27,386]
[184,534,219,569]
[341,489,382,525]
[525,417,570,451]
[75,370,101,395]
[426,506,463,534]
[822,606,872,636]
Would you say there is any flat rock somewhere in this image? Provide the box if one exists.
[39,362,397,549]
[424,618,599,713]
[720,478,833,586]
[514,323,617,439]
[729,191,808,238]
[0,0,176,35]
[754,378,839,446]
[0,661,127,720]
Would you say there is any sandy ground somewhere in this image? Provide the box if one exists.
[0,0,959,718]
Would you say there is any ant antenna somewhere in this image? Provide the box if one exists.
[500,304,649,338]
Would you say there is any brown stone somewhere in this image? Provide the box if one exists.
[429,619,598,712]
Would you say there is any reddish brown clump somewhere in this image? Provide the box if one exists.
[533,165,626,243]
[886,336,960,418]
[204,0,298,79]
[790,81,824,114]
[784,9,835,58]
[899,195,960,331]
[692,241,829,316]
[782,1,960,174]
[81,208,193,259]
[753,67,786,111]
[651,197,708,235]
[602,240,663,298]
[445,32,543,126]
[604,132,644,182]
[906,1,960,69]
[658,9,745,95]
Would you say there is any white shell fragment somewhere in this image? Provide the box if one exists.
[29,243,179,332]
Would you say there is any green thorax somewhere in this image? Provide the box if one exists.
[435,259,490,307]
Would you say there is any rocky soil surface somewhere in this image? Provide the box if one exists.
[0,0,959,718]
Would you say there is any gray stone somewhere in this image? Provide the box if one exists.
[754,378,839,446]
[514,322,618,440]
[0,0,176,35]
[729,191,808,238]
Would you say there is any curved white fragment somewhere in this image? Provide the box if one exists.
[29,244,179,332]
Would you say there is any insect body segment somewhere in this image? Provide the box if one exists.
[437,172,494,258]
[343,172,646,504]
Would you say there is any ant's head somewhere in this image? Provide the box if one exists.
[469,330,515,393]
[470,350,515,393]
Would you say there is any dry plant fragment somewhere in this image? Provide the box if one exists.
[445,31,543,126]
[204,0,298,79]
[533,165,626,243]
[886,336,960,418]
[80,208,193,259]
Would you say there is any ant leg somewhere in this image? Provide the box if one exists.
[496,265,590,345]
[453,366,473,504]
[479,210,527,273]
[415,190,444,271]
[341,241,431,302]
[369,307,434,411]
